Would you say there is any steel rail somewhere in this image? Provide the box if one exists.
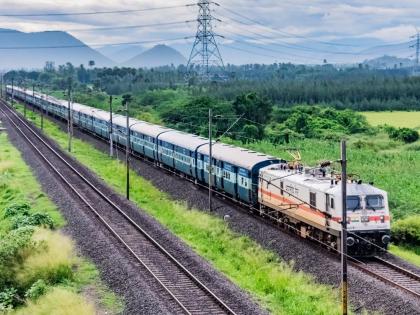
[351,257,420,299]
[10,97,420,302]
[0,101,236,315]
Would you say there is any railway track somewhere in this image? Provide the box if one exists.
[352,256,420,299]
[0,101,237,315]
[7,98,420,305]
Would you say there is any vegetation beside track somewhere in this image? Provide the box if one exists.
[12,105,346,314]
[0,131,123,313]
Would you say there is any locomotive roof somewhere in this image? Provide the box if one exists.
[261,167,386,195]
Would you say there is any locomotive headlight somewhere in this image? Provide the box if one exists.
[382,235,391,245]
[346,237,355,247]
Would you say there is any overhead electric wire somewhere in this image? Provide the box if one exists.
[218,4,414,54]
[0,36,195,50]
[218,14,411,60]
[0,20,196,34]
[0,4,195,17]
[216,3,362,48]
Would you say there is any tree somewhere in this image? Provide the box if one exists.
[88,60,95,68]
[232,93,272,139]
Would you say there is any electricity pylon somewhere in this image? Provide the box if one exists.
[187,1,225,81]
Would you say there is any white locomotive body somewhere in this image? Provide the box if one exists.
[259,163,391,256]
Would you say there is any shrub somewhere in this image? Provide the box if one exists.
[11,213,55,230]
[17,229,75,287]
[0,287,17,310]
[13,287,95,315]
[3,202,30,218]
[25,280,47,300]
[386,126,419,143]
[392,216,420,247]
[0,227,35,288]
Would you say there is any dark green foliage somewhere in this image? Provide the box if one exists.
[25,280,47,300]
[11,213,55,230]
[3,202,30,218]
[232,93,272,139]
[386,126,419,143]
[269,106,370,141]
[161,96,235,136]
[0,287,17,310]
[392,216,420,247]
[0,227,35,289]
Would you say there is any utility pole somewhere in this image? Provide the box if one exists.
[39,85,44,131]
[23,82,27,118]
[67,79,73,152]
[109,95,114,157]
[125,100,130,200]
[0,73,3,99]
[410,31,420,67]
[208,108,213,211]
[187,0,225,81]
[341,140,348,315]
[11,78,14,107]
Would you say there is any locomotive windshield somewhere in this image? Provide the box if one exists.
[347,196,361,211]
[366,195,384,210]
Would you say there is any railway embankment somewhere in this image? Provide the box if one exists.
[0,116,123,314]
[7,100,420,314]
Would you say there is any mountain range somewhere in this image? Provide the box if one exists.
[0,28,415,70]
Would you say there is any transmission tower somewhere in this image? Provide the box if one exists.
[410,31,420,67]
[187,1,225,80]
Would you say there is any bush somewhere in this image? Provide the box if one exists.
[0,287,17,310]
[25,280,47,300]
[13,287,95,315]
[11,213,55,230]
[17,229,75,287]
[386,126,419,143]
[0,227,35,288]
[392,216,420,247]
[3,202,30,218]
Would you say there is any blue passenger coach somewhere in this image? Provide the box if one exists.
[7,85,281,205]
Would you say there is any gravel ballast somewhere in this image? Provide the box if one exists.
[10,105,420,314]
[0,108,265,315]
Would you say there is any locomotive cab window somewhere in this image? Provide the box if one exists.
[347,196,361,211]
[366,195,384,210]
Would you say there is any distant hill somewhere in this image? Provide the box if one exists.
[98,45,143,64]
[363,55,414,69]
[124,44,187,68]
[0,29,113,70]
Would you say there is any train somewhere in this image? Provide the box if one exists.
[6,85,391,257]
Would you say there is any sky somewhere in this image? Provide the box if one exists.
[0,0,418,64]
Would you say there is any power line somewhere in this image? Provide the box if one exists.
[216,3,362,48]
[0,4,195,17]
[0,36,194,50]
[0,20,196,34]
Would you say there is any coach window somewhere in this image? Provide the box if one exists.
[280,181,284,195]
[310,192,316,209]
[330,197,335,209]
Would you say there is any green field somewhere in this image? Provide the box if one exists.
[362,111,420,130]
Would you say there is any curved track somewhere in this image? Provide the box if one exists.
[0,101,237,315]
[352,257,420,299]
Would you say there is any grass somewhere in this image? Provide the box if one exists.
[12,287,95,315]
[0,130,123,314]
[362,111,420,130]
[389,245,420,268]
[13,107,345,313]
